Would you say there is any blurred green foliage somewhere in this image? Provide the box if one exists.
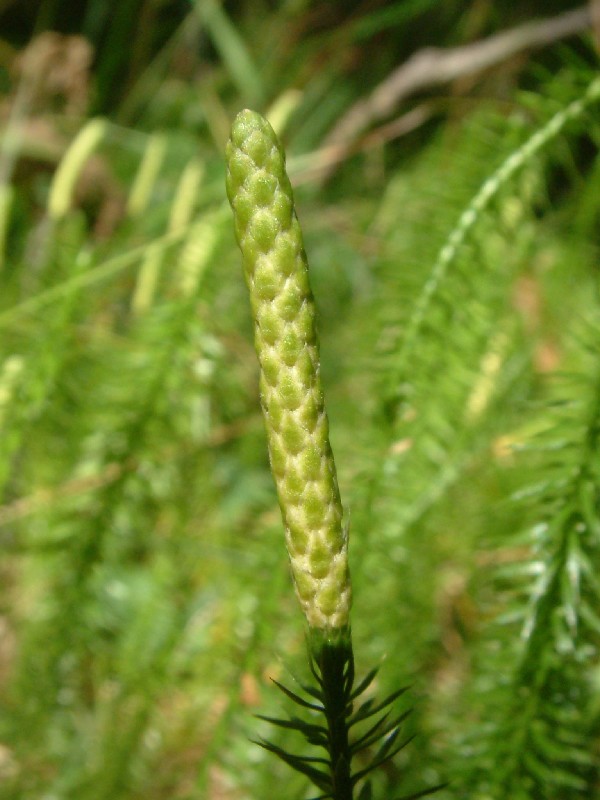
[0,1,599,798]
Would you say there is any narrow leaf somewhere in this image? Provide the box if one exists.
[254,739,332,790]
[349,685,410,725]
[350,667,379,700]
[272,679,324,712]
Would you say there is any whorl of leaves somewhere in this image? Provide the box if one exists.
[255,635,445,800]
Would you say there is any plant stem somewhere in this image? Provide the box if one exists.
[311,631,354,800]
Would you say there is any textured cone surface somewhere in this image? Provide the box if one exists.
[226,110,351,630]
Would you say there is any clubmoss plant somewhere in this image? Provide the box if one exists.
[226,109,441,800]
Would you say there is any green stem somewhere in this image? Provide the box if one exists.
[311,631,354,800]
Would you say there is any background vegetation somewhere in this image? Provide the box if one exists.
[0,1,599,798]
